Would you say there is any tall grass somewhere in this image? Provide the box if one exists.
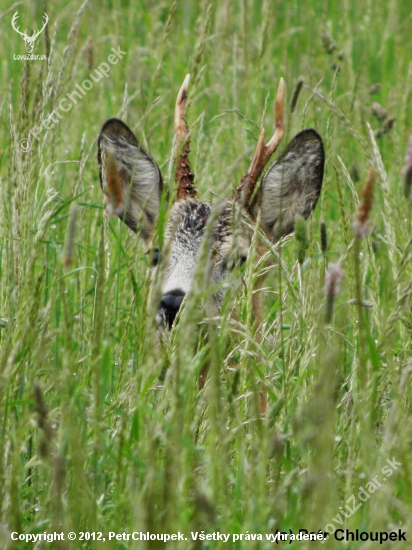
[0,0,411,548]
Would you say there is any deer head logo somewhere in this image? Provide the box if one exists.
[11,11,49,54]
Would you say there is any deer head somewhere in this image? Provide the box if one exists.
[11,11,49,54]
[97,76,324,329]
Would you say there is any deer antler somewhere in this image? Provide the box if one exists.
[31,14,49,41]
[174,74,197,200]
[11,12,26,38]
[236,77,285,208]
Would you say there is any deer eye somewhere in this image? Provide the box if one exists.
[149,247,160,267]
[239,255,247,266]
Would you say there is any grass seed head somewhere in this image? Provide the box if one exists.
[290,77,304,113]
[34,383,53,459]
[368,83,381,95]
[294,216,308,265]
[371,102,388,122]
[324,263,344,324]
[382,116,395,134]
[353,167,375,239]
[320,220,327,254]
[321,33,337,54]
[63,203,79,268]
[105,149,123,216]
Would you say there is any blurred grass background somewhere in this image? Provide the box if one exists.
[0,0,411,548]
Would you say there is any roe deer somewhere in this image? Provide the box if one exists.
[97,76,324,330]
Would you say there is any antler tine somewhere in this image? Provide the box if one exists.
[174,74,197,200]
[11,12,24,37]
[37,14,49,34]
[236,77,285,208]
[31,13,49,40]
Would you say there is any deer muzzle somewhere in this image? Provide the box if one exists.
[156,289,185,329]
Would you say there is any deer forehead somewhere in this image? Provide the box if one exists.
[166,199,210,239]
[164,199,253,256]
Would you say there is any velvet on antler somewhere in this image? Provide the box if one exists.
[174,74,197,200]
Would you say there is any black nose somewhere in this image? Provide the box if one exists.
[158,290,185,328]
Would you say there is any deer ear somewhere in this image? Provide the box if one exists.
[98,118,162,241]
[252,129,324,240]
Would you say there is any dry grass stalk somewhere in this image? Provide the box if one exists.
[63,203,79,268]
[34,383,53,459]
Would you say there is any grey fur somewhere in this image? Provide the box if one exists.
[162,200,211,296]
[253,129,324,239]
